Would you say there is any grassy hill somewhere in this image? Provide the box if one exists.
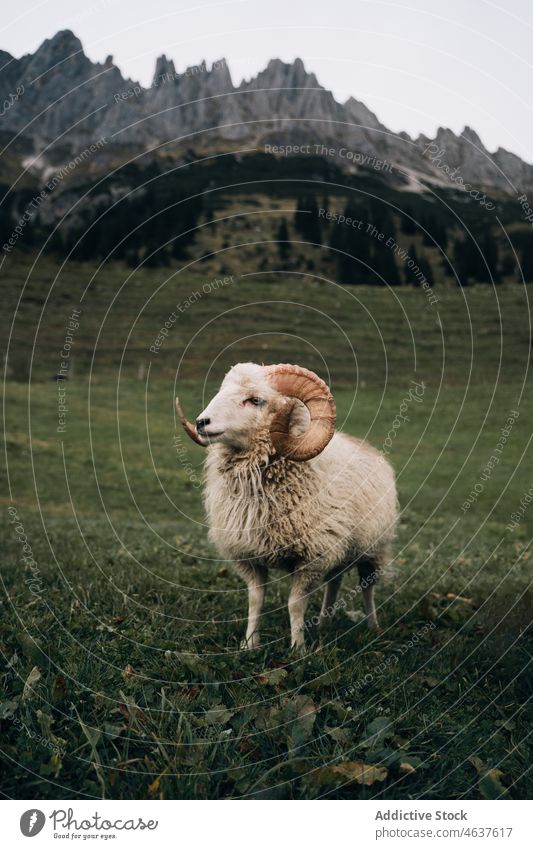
[3,252,531,385]
[1,253,531,799]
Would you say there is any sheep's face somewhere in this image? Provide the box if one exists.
[177,361,336,461]
[194,363,310,450]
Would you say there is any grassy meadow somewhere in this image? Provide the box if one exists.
[1,254,532,799]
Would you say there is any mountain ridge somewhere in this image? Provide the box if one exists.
[1,29,531,195]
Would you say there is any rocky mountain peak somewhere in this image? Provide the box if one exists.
[23,27,90,86]
[0,30,531,195]
[36,29,84,61]
[153,54,176,86]
[208,58,232,88]
[460,125,484,148]
[344,96,384,131]
[244,57,319,91]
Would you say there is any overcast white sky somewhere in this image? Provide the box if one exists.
[2,0,532,161]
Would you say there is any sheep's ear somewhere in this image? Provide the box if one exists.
[287,398,311,437]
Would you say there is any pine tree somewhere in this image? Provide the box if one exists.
[520,235,533,282]
[403,244,421,285]
[434,218,448,248]
[418,253,434,285]
[480,233,500,283]
[367,198,395,237]
[294,196,307,236]
[276,218,290,261]
[400,205,416,235]
[500,252,515,278]
[295,195,322,244]
[336,208,372,284]
[422,215,434,246]
[453,231,500,284]
[453,236,485,285]
[372,243,401,286]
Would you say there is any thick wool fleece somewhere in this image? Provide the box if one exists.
[204,429,398,581]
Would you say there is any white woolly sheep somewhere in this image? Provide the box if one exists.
[176,362,398,649]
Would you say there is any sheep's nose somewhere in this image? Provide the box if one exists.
[196,417,210,431]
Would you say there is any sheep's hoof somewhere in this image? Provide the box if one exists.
[240,634,261,650]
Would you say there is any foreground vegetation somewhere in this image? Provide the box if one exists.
[1,254,531,799]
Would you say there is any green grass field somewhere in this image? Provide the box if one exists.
[1,254,531,799]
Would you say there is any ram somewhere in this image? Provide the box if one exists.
[177,363,398,649]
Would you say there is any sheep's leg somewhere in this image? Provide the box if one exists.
[362,584,379,631]
[234,562,267,649]
[318,573,343,627]
[288,571,321,649]
[357,559,380,631]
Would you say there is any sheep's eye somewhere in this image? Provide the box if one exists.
[244,397,265,407]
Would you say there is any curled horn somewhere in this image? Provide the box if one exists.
[265,364,336,461]
[175,397,205,447]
